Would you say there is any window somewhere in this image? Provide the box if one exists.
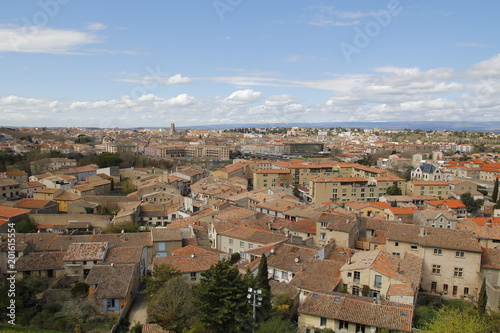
[454,267,463,277]
[431,282,437,293]
[456,251,465,258]
[453,285,458,296]
[353,271,360,282]
[320,232,326,241]
[464,287,469,295]
[339,320,349,330]
[410,245,418,250]
[352,285,360,295]
[347,272,352,277]
[229,239,233,245]
[249,243,253,249]
[190,272,197,281]
[443,284,448,293]
[432,265,441,274]
[320,222,328,229]
[433,248,442,255]
[355,323,366,333]
[369,289,381,298]
[157,242,166,251]
[395,242,399,246]
[392,252,400,257]
[320,317,327,326]
[374,275,382,288]
[228,248,233,254]
[282,271,288,279]
[83,260,87,265]
[240,241,245,248]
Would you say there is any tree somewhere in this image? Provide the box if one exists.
[71,282,90,299]
[478,278,487,316]
[255,316,297,333]
[386,184,402,195]
[15,216,38,233]
[193,258,251,333]
[149,276,195,332]
[143,264,181,300]
[254,254,272,323]
[97,152,123,168]
[460,192,483,215]
[492,178,499,203]
[423,305,487,333]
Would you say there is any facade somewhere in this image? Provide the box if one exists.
[0,178,21,200]
[298,292,413,333]
[386,225,482,299]
[253,169,293,190]
[405,181,449,199]
[411,163,443,181]
[309,176,404,204]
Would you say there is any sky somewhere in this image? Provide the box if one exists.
[1,0,500,128]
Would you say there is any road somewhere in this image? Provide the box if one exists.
[128,291,148,329]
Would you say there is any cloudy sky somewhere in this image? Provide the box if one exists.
[1,0,500,128]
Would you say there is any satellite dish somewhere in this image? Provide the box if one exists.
[294,257,299,263]
[270,248,275,254]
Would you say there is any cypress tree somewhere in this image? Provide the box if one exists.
[255,254,272,323]
[478,277,487,316]
[492,177,499,203]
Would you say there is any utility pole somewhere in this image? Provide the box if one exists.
[247,287,262,333]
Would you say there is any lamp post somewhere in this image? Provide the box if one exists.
[247,287,262,332]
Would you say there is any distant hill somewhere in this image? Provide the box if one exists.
[175,121,500,132]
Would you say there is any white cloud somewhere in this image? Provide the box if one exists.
[116,73,192,85]
[0,26,100,53]
[224,89,262,104]
[164,93,196,106]
[265,94,295,106]
[86,23,107,31]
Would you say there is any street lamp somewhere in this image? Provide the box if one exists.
[247,287,263,332]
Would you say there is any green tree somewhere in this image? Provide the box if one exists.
[71,282,90,299]
[460,192,483,215]
[14,216,38,233]
[97,152,123,168]
[478,278,487,317]
[142,264,181,300]
[386,184,402,195]
[254,254,272,323]
[423,305,487,333]
[149,276,195,332]
[492,178,499,203]
[255,316,296,333]
[193,258,251,333]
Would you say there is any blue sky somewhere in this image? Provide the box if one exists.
[1,0,500,128]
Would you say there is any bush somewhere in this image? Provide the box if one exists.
[71,282,90,299]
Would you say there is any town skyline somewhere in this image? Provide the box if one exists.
[2,1,500,128]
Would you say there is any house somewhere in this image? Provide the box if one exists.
[215,226,289,260]
[411,163,443,181]
[265,243,318,283]
[424,199,467,218]
[0,206,30,232]
[384,206,418,222]
[33,187,63,201]
[0,178,21,200]
[14,252,65,279]
[13,198,58,214]
[153,247,221,284]
[298,292,414,333]
[480,247,500,310]
[283,219,316,241]
[104,246,148,276]
[63,242,109,279]
[315,213,359,248]
[19,181,46,198]
[86,263,140,314]
[339,249,423,305]
[386,224,482,299]
[53,190,82,212]
[3,170,29,183]
[413,209,458,229]
[448,179,483,200]
[151,227,183,257]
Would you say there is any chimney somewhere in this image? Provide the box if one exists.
[347,255,352,264]
[419,227,425,237]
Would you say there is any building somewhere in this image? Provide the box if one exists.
[253,169,293,190]
[385,225,482,299]
[309,176,404,204]
[411,163,443,181]
[298,292,413,333]
[0,178,21,200]
[63,242,109,279]
[405,181,449,199]
[283,143,324,156]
